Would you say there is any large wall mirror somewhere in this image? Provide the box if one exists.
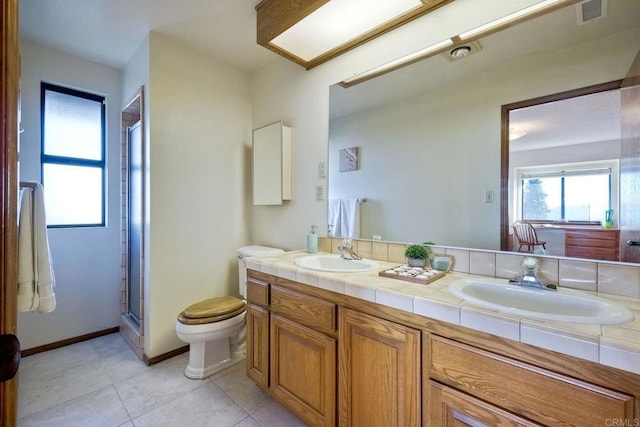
[328,0,640,263]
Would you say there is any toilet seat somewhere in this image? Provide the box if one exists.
[177,296,246,325]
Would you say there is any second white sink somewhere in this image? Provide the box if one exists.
[449,279,634,325]
[294,254,378,273]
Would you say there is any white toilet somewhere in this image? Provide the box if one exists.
[175,245,284,379]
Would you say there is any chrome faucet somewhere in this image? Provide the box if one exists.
[510,257,557,290]
[337,239,362,260]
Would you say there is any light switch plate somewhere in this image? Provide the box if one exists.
[316,185,324,200]
[485,190,495,203]
[318,161,326,178]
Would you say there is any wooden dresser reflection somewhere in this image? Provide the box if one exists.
[565,228,620,261]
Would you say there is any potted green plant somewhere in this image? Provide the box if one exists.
[405,244,432,268]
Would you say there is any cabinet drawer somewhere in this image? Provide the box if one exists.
[427,335,634,426]
[246,279,269,307]
[271,285,336,335]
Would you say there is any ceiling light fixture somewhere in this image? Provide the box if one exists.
[340,38,454,87]
[256,0,454,70]
[450,46,471,58]
[339,0,580,87]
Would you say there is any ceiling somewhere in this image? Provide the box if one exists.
[19,0,276,72]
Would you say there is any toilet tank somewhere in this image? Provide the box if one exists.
[237,246,284,298]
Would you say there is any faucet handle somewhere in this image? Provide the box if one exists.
[521,257,539,272]
[341,239,352,248]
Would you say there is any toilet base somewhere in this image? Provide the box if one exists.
[184,336,246,379]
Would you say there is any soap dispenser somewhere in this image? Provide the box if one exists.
[307,225,318,254]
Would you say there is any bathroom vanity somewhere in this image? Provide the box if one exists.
[244,252,640,426]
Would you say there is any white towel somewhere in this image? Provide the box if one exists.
[328,198,360,239]
[17,183,56,313]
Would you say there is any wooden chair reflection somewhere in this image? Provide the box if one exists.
[513,221,547,253]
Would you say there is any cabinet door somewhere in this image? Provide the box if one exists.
[339,307,421,427]
[252,121,291,205]
[427,380,541,427]
[270,313,336,427]
[246,304,269,389]
[427,335,635,426]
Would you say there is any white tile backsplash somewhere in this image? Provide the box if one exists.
[317,238,640,301]
[559,260,597,291]
[446,249,470,273]
[469,251,496,277]
[495,253,525,279]
[597,263,640,298]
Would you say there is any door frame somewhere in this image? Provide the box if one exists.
[499,79,624,252]
[1,0,20,423]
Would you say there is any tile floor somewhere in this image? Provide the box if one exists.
[17,333,305,426]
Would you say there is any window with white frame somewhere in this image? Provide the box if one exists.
[516,161,618,224]
[41,82,106,228]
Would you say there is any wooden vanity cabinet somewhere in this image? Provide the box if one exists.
[270,313,336,426]
[269,285,337,426]
[246,278,270,389]
[426,334,635,426]
[246,270,640,426]
[245,276,337,427]
[245,304,269,389]
[339,307,421,427]
[427,380,541,426]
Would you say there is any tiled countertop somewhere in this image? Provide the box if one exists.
[245,250,640,376]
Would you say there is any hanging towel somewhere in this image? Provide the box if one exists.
[17,183,56,313]
[328,199,360,239]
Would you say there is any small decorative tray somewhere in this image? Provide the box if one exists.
[379,265,446,285]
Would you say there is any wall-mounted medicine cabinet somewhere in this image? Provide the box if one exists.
[253,121,292,205]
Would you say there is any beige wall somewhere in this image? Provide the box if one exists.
[142,34,252,357]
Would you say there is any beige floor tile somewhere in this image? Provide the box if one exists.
[232,416,262,427]
[212,363,271,414]
[132,382,248,426]
[18,362,112,418]
[114,360,205,418]
[18,340,102,382]
[18,333,300,426]
[251,400,306,427]
[17,385,129,427]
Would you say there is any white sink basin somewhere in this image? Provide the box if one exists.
[294,254,378,273]
[449,279,634,325]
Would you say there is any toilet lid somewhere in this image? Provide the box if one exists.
[178,297,246,325]
[182,296,246,319]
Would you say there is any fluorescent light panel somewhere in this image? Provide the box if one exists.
[459,0,570,40]
[271,0,423,62]
[341,0,578,87]
[341,38,454,86]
